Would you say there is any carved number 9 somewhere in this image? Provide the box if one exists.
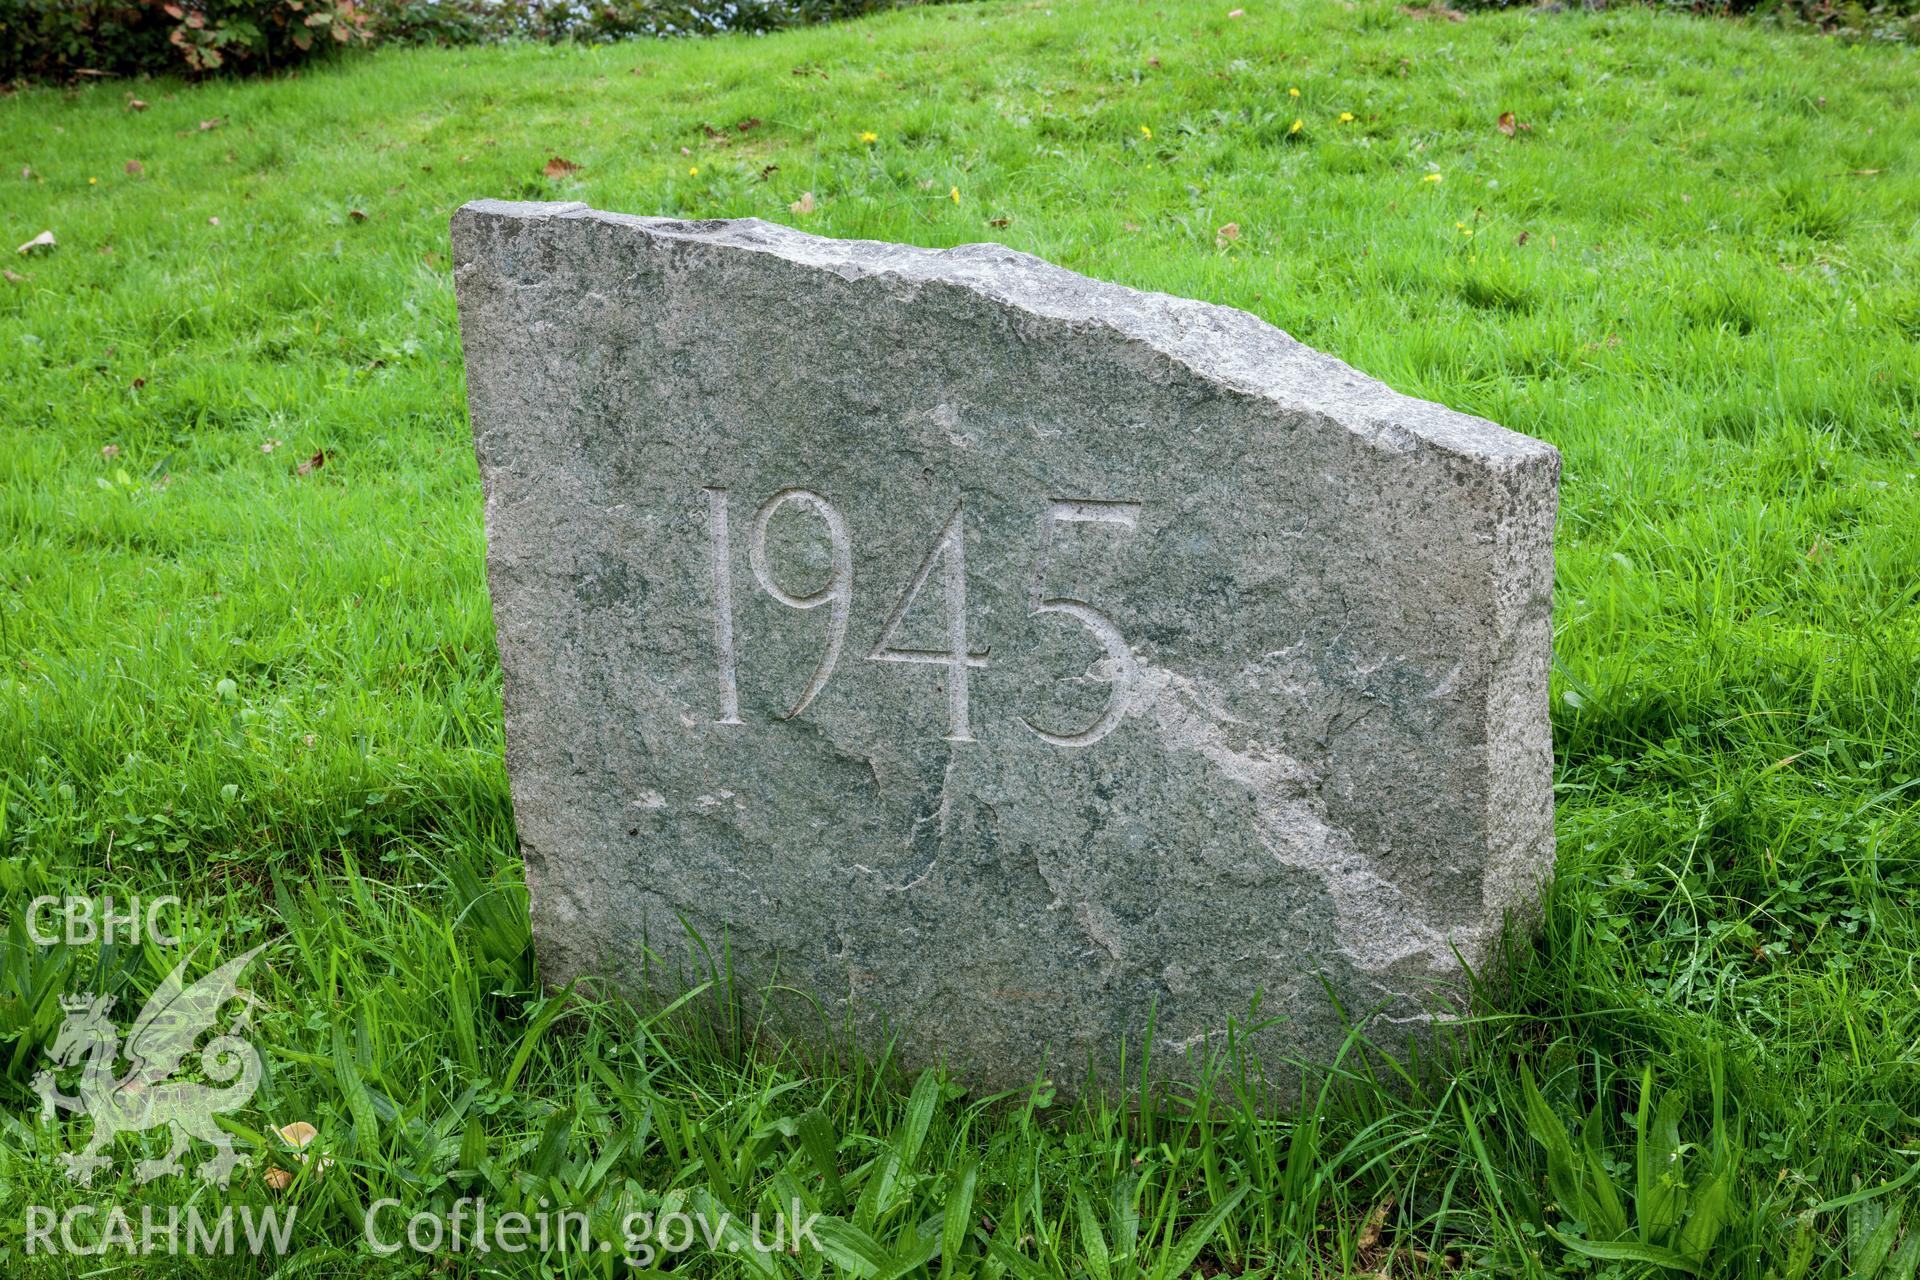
[705,486,851,723]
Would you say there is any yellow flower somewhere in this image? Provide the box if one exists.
[1288,87,1300,98]
[860,131,878,144]
[1423,172,1443,183]
[89,177,99,185]
[1289,118,1303,134]
[689,166,700,176]
[1140,124,1153,139]
[950,186,960,203]
[1338,111,1355,123]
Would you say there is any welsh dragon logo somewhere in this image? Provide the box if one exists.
[33,945,266,1188]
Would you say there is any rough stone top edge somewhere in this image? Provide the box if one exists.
[453,199,1560,475]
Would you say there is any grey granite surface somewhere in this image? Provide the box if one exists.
[452,200,1559,1093]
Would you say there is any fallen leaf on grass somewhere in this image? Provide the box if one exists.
[20,166,38,181]
[207,216,220,226]
[277,1121,318,1147]
[1496,110,1532,136]
[17,230,55,256]
[272,1120,334,1177]
[199,117,224,131]
[543,155,580,179]
[125,159,144,176]
[127,96,149,111]
[1356,1196,1394,1257]
[294,450,328,476]
[1400,3,1466,18]
[3,269,26,283]
[263,1167,293,1191]
[758,164,779,180]
[260,439,282,454]
[736,117,762,132]
[347,208,367,222]
[102,443,122,459]
[988,216,1012,228]
[1216,221,1240,246]
[789,191,817,215]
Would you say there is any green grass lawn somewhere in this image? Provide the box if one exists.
[2,0,1919,1273]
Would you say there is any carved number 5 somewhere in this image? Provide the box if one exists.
[1024,501,1142,747]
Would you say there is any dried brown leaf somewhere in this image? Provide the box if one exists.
[276,1121,319,1148]
[789,191,817,215]
[294,450,328,476]
[1356,1196,1393,1258]
[543,155,580,179]
[17,230,55,256]
[125,159,144,176]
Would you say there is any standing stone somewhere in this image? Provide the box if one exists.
[452,200,1558,1094]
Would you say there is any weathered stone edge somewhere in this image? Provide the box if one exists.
[452,199,1560,477]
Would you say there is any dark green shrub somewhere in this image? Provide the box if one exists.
[1,0,963,80]
[357,0,495,44]
[0,0,370,80]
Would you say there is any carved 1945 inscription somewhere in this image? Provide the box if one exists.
[702,488,1142,745]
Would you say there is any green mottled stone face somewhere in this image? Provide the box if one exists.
[454,201,1558,1094]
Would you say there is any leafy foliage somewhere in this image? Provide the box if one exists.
[1518,1060,1743,1272]
[0,0,371,81]
[1,0,958,81]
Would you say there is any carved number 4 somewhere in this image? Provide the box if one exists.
[866,505,989,742]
